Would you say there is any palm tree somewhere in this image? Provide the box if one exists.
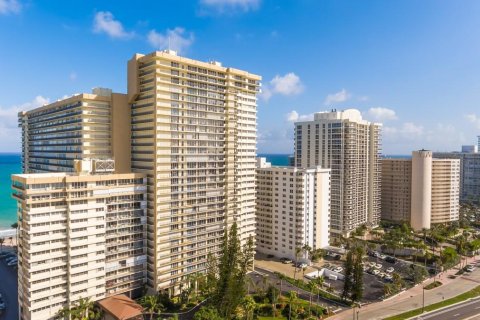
[287,290,297,320]
[57,298,100,320]
[302,244,312,263]
[293,247,302,281]
[140,295,163,320]
[306,281,316,316]
[0,238,4,253]
[242,295,256,320]
[314,276,325,304]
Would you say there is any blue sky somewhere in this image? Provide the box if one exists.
[1,0,480,154]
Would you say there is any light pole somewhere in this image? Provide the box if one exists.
[422,285,425,313]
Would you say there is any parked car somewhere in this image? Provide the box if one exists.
[378,272,386,278]
[372,269,380,276]
[375,263,382,269]
[333,266,343,273]
[367,268,375,275]
[385,256,397,264]
[280,258,292,264]
[379,254,387,260]
[384,274,393,282]
[296,262,308,269]
[386,267,394,273]
[368,261,376,268]
[466,265,476,272]
[362,265,369,272]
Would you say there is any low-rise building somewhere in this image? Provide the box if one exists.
[256,158,330,262]
[381,150,460,230]
[12,159,147,320]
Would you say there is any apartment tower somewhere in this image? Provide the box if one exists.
[294,109,381,238]
[18,88,131,174]
[127,50,260,293]
[12,159,147,320]
[256,158,331,261]
[381,150,460,230]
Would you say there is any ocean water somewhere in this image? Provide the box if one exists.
[0,153,21,230]
[257,154,291,166]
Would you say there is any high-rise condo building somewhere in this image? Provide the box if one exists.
[18,88,131,174]
[14,50,260,303]
[294,109,381,239]
[256,158,330,261]
[12,159,147,320]
[127,50,260,293]
[433,151,480,203]
[381,150,460,230]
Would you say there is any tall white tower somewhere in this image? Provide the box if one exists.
[411,150,433,230]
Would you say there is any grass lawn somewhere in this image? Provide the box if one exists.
[384,285,480,320]
[258,317,287,320]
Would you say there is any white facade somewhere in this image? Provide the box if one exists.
[256,158,330,261]
[12,168,147,320]
[294,109,381,238]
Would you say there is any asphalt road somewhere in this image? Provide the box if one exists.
[251,266,346,312]
[0,255,18,320]
[411,297,480,320]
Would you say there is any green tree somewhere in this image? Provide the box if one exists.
[57,298,101,320]
[287,290,298,320]
[342,250,354,301]
[241,295,256,320]
[193,306,224,320]
[293,246,302,281]
[351,246,364,302]
[267,285,280,316]
[213,223,255,318]
[139,295,163,320]
[206,252,218,296]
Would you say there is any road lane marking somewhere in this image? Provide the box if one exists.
[453,313,460,317]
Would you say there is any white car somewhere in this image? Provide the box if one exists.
[384,274,393,281]
[466,265,476,272]
[378,272,386,278]
[333,266,343,273]
[372,269,380,276]
[375,263,382,269]
[386,267,394,273]
[379,254,387,260]
[369,261,376,268]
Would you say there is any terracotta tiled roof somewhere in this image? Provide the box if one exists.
[98,295,143,320]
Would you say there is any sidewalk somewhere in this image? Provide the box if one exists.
[330,257,480,320]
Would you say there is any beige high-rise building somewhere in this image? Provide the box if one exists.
[294,109,381,238]
[381,150,460,230]
[14,50,260,302]
[256,158,331,261]
[18,88,131,174]
[12,160,147,320]
[127,50,260,293]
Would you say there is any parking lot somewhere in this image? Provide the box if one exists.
[0,250,18,320]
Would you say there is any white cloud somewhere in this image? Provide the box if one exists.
[466,114,480,129]
[358,96,369,102]
[147,28,194,54]
[324,89,350,105]
[0,0,21,14]
[285,110,314,123]
[367,107,397,121]
[200,0,260,13]
[0,96,49,151]
[93,11,133,39]
[261,73,304,101]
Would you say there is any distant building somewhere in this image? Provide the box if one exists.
[433,151,480,203]
[288,155,295,166]
[381,150,460,230]
[12,159,147,320]
[462,145,478,153]
[256,158,330,261]
[294,109,381,238]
